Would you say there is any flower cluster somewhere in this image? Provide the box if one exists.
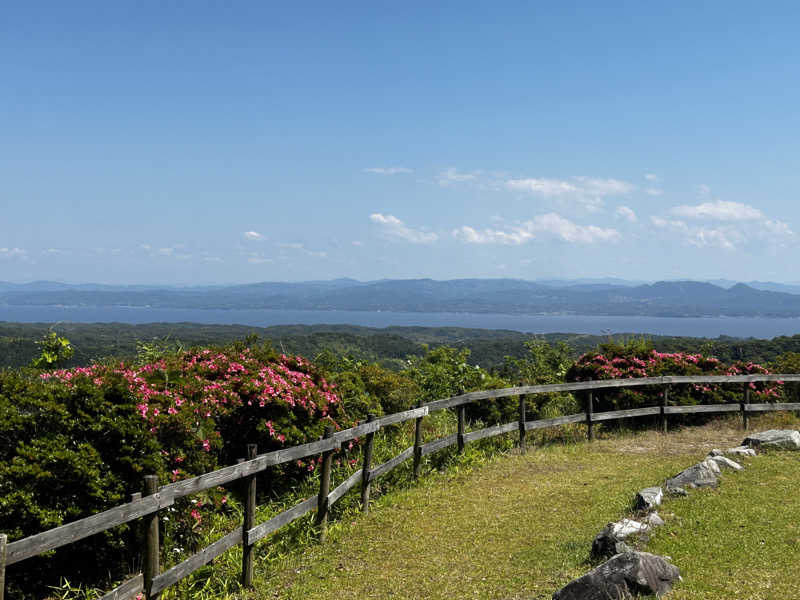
[568,347,782,411]
[41,348,344,482]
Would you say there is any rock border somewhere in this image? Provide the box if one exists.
[551,429,799,599]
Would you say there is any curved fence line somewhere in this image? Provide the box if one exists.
[4,373,800,599]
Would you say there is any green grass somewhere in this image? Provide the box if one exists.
[226,414,800,600]
[45,414,800,599]
[647,452,800,599]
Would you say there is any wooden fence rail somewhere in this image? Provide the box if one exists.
[4,373,800,599]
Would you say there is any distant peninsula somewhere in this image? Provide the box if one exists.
[4,278,800,318]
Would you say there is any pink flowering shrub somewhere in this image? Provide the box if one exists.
[566,341,782,412]
[42,346,346,484]
[4,345,347,599]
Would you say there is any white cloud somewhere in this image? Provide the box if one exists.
[645,188,663,196]
[364,167,413,175]
[243,230,264,241]
[763,219,794,238]
[0,247,27,260]
[615,205,637,222]
[452,225,533,245]
[506,178,580,196]
[533,213,621,243]
[453,213,620,245]
[671,200,764,222]
[247,255,273,264]
[351,240,364,246]
[506,176,633,198]
[437,168,480,186]
[370,213,438,243]
[689,227,739,249]
[649,215,788,250]
[644,173,659,182]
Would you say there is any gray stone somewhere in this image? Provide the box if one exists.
[634,486,663,511]
[591,519,649,560]
[743,429,800,450]
[646,512,665,527]
[726,446,757,457]
[553,551,681,599]
[701,458,721,475]
[708,455,743,471]
[666,485,688,497]
[709,448,724,457]
[665,461,718,490]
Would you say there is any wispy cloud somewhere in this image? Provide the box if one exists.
[437,168,480,186]
[453,213,620,245]
[650,213,793,251]
[0,247,27,260]
[243,230,265,241]
[671,200,764,222]
[644,173,659,182]
[615,205,637,222]
[506,176,633,197]
[370,213,438,243]
[364,167,413,175]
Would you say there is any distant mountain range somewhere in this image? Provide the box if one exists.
[4,278,800,318]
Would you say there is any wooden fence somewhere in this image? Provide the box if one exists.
[3,373,800,599]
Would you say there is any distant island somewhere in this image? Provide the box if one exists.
[4,278,800,318]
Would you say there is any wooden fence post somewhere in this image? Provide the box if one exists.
[413,401,424,479]
[143,475,160,600]
[361,414,377,513]
[586,392,594,441]
[457,405,466,453]
[0,533,7,600]
[518,394,527,453]
[742,384,750,431]
[241,444,257,588]
[661,386,669,434]
[315,426,335,542]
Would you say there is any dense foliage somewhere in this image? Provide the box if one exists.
[1,344,351,599]
[567,339,782,412]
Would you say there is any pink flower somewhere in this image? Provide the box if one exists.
[201,439,210,452]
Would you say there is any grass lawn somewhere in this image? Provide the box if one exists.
[234,413,800,599]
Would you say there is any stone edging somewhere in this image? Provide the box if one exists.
[551,429,800,599]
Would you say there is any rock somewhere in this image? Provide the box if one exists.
[708,455,743,471]
[666,485,688,497]
[709,448,724,457]
[743,429,800,450]
[591,519,649,559]
[553,551,681,599]
[726,446,757,457]
[634,487,663,511]
[646,512,665,527]
[665,461,718,490]
[701,458,721,475]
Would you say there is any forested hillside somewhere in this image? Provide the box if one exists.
[3,321,800,370]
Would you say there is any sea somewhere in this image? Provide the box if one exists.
[3,306,800,339]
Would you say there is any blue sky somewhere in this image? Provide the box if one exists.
[2,2,799,284]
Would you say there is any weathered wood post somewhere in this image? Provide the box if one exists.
[586,391,594,442]
[742,384,750,431]
[143,475,160,600]
[361,414,377,513]
[315,426,335,542]
[413,400,424,479]
[0,533,7,600]
[457,405,466,454]
[661,386,669,434]
[518,394,527,453]
[241,444,257,588]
